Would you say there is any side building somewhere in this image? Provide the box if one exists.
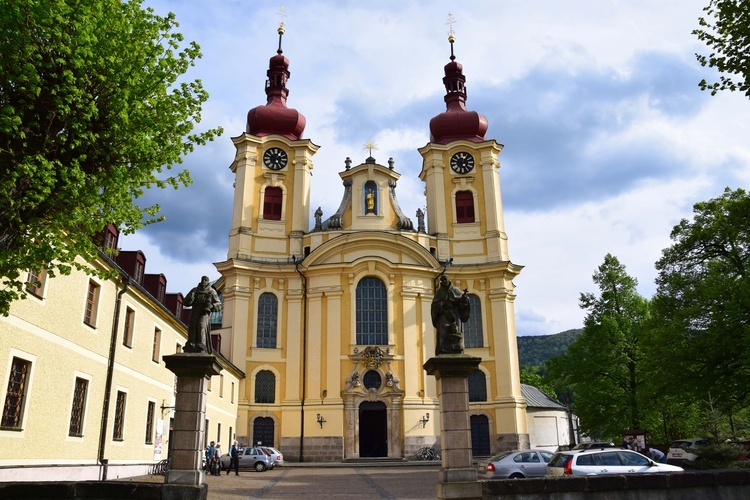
[0,225,244,481]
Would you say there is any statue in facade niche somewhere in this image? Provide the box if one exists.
[183,276,222,353]
[431,275,470,355]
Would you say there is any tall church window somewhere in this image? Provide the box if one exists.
[257,293,278,348]
[356,277,388,345]
[464,294,483,348]
[255,370,275,404]
[468,370,487,402]
[263,187,283,220]
[455,190,475,223]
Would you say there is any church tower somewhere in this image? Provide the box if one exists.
[226,24,319,263]
[418,32,529,451]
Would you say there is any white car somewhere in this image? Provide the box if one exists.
[547,449,683,476]
[667,438,708,465]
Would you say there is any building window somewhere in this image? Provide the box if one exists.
[255,370,275,404]
[219,374,224,398]
[134,258,145,284]
[102,224,118,251]
[468,370,487,402]
[204,419,209,448]
[464,295,483,348]
[145,401,155,444]
[84,280,100,327]
[263,186,283,220]
[123,308,135,348]
[455,190,475,223]
[113,390,127,441]
[1,357,32,430]
[363,370,382,390]
[257,293,278,348]
[68,377,88,437]
[26,269,45,298]
[176,343,182,353]
[152,328,161,363]
[207,376,212,392]
[356,277,388,345]
[231,382,235,404]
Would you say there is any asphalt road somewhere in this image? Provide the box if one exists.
[202,465,441,500]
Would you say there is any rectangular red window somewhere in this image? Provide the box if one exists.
[455,191,475,223]
[263,187,283,220]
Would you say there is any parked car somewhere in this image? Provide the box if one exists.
[571,441,617,451]
[478,449,555,479]
[667,438,708,465]
[220,446,272,472]
[546,448,683,476]
[262,446,284,467]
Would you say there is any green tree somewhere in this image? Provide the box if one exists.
[519,367,557,397]
[0,0,222,315]
[546,254,651,438]
[652,188,750,416]
[694,0,750,98]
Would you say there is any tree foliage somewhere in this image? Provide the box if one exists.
[652,188,750,412]
[694,0,750,98]
[546,254,651,439]
[0,0,222,315]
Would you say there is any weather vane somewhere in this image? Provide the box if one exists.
[277,4,287,33]
[363,140,378,158]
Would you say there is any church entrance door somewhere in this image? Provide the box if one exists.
[253,417,275,447]
[359,401,387,457]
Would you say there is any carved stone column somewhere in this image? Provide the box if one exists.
[424,354,482,500]
[163,353,222,486]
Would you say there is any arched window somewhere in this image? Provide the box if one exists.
[257,293,278,348]
[255,370,275,404]
[356,277,388,345]
[263,186,282,220]
[468,370,487,402]
[455,190,475,223]
[464,294,483,348]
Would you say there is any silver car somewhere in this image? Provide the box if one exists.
[546,449,683,476]
[262,446,284,467]
[220,446,272,472]
[478,449,555,479]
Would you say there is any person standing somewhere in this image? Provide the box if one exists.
[228,440,240,475]
[649,447,666,463]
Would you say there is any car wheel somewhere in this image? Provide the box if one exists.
[509,473,524,479]
[255,462,267,472]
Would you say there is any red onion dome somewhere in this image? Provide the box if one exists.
[429,38,488,144]
[246,27,306,140]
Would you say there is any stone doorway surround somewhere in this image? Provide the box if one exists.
[342,346,404,459]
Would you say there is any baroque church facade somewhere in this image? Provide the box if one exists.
[214,26,529,461]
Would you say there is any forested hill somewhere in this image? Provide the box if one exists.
[517,329,582,369]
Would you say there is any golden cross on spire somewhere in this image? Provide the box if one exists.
[446,12,456,42]
[277,4,287,34]
[363,140,379,157]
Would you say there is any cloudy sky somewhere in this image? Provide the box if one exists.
[123,0,750,336]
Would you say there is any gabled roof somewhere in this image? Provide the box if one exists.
[521,383,566,410]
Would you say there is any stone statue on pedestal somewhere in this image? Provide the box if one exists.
[183,276,222,353]
[431,275,470,355]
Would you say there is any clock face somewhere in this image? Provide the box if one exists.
[450,151,475,174]
[263,147,288,170]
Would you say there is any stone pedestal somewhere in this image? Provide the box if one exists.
[163,353,222,486]
[424,355,482,500]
